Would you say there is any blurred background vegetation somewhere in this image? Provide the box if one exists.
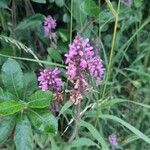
[0,0,150,149]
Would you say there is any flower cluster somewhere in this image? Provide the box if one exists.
[38,68,62,92]
[43,15,57,40]
[108,134,118,146]
[65,35,104,104]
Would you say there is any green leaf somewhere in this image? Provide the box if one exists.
[23,72,38,100]
[16,14,44,30]
[63,13,70,23]
[1,58,24,99]
[47,48,62,62]
[134,0,142,7]
[29,90,53,108]
[55,0,64,7]
[122,135,139,146]
[32,0,46,3]
[0,116,15,144]
[14,116,34,150]
[0,88,9,101]
[28,110,58,134]
[0,100,24,116]
[71,138,100,148]
[73,0,87,27]
[104,98,150,109]
[80,120,109,150]
[100,115,150,144]
[58,101,73,116]
[0,87,17,101]
[100,98,125,109]
[58,29,70,42]
[49,135,59,150]
[80,0,100,17]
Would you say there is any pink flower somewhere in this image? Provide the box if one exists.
[43,15,57,41]
[108,134,118,146]
[38,68,62,92]
[65,35,105,104]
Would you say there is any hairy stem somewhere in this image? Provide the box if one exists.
[68,102,80,143]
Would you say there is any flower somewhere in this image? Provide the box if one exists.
[65,35,104,104]
[108,134,118,146]
[38,68,62,92]
[43,15,57,40]
[88,56,105,84]
[65,35,104,83]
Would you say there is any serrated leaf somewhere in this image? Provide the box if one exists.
[0,100,24,116]
[16,14,44,30]
[1,58,24,99]
[28,110,58,134]
[32,0,46,4]
[0,116,15,144]
[29,90,53,108]
[80,0,100,17]
[80,120,109,150]
[14,116,34,150]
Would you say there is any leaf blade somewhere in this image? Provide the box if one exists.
[28,90,53,108]
[0,116,15,144]
[100,115,150,144]
[14,116,34,150]
[1,58,24,99]
[0,100,24,116]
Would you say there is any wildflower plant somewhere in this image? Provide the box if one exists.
[65,35,104,104]
[0,0,150,150]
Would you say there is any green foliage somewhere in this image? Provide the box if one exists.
[80,0,100,17]
[14,116,34,150]
[0,0,150,149]
[32,0,46,4]
[1,58,24,99]
[0,100,24,116]
[16,14,44,31]
[0,59,57,148]
[80,120,109,150]
[70,138,100,148]
[0,116,15,144]
[29,90,53,108]
[28,110,58,134]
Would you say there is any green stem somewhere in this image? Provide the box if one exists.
[102,0,120,99]
[70,0,73,43]
[95,0,120,127]
[0,53,66,68]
